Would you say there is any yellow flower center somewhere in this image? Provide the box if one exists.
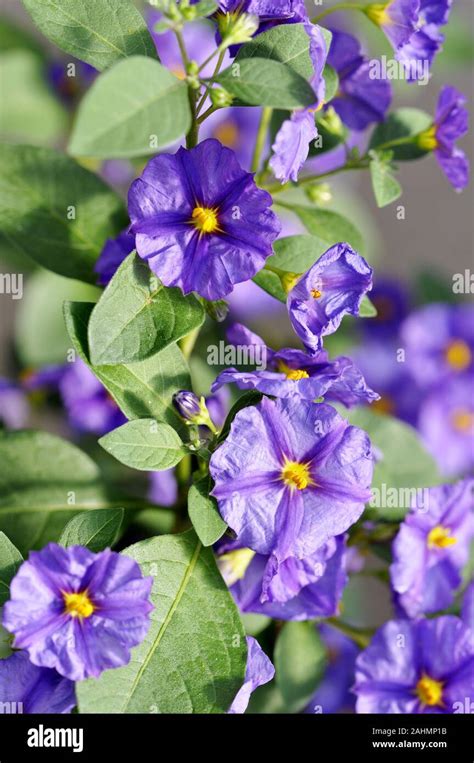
[281,460,313,491]
[218,548,256,587]
[213,120,239,149]
[372,395,395,416]
[452,408,474,432]
[427,525,457,550]
[445,339,471,371]
[366,2,392,26]
[63,590,95,619]
[417,125,438,151]
[277,361,309,381]
[191,206,220,234]
[311,288,322,299]
[415,674,444,707]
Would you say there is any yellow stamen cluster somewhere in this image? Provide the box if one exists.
[445,339,471,371]
[311,288,322,299]
[415,674,444,707]
[417,125,438,151]
[63,591,95,619]
[191,206,220,234]
[218,548,256,587]
[213,121,239,149]
[281,460,313,491]
[365,2,392,26]
[427,525,457,550]
[452,409,474,432]
[277,361,309,381]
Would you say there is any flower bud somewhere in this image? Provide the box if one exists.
[210,87,234,109]
[218,12,259,48]
[304,182,332,205]
[173,390,217,431]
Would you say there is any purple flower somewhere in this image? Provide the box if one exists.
[210,395,373,566]
[218,535,348,620]
[365,0,419,51]
[401,304,474,389]
[424,85,470,191]
[354,616,474,713]
[287,243,373,354]
[47,60,97,107]
[0,378,29,429]
[327,30,392,131]
[228,636,274,714]
[397,1,453,81]
[353,339,423,426]
[148,12,227,78]
[270,21,328,182]
[203,107,266,171]
[462,582,474,630]
[0,651,75,714]
[94,229,135,286]
[306,625,359,713]
[212,322,379,406]
[128,139,281,301]
[148,469,178,508]
[360,276,410,338]
[3,544,154,682]
[59,360,127,436]
[390,480,474,618]
[418,374,474,478]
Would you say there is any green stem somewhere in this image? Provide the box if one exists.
[196,49,226,117]
[326,618,374,649]
[179,326,201,360]
[312,2,366,24]
[197,104,219,124]
[174,28,200,149]
[251,107,273,174]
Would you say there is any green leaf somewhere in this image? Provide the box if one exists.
[69,57,191,158]
[15,270,99,367]
[359,295,378,318]
[64,301,191,437]
[58,508,124,552]
[323,64,339,103]
[347,408,443,521]
[236,23,331,80]
[99,420,186,471]
[369,108,433,161]
[369,151,402,208]
[253,234,329,303]
[77,530,247,713]
[88,253,204,365]
[274,622,327,713]
[0,144,127,283]
[188,473,226,547]
[22,0,157,71]
[279,203,365,254]
[216,58,316,109]
[0,533,23,606]
[0,430,124,554]
[0,50,67,146]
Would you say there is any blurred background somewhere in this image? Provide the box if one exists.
[0,0,473,642]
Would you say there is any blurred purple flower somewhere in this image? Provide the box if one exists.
[94,230,135,286]
[418,374,474,477]
[306,624,359,713]
[354,616,474,713]
[287,243,373,354]
[0,651,75,714]
[360,277,410,338]
[228,636,274,714]
[47,60,96,107]
[401,303,474,388]
[390,479,474,617]
[128,140,281,300]
[428,85,470,191]
[3,544,154,681]
[327,30,392,130]
[462,582,474,630]
[148,469,178,508]
[0,378,29,429]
